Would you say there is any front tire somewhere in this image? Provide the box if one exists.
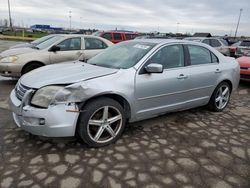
[208,82,231,112]
[77,97,126,147]
[22,62,43,75]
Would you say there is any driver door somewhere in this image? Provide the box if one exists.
[135,44,190,120]
[49,37,83,64]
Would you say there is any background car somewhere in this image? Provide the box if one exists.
[235,40,250,57]
[0,35,113,77]
[9,34,56,49]
[237,52,250,81]
[9,39,239,147]
[93,31,138,43]
[184,37,230,56]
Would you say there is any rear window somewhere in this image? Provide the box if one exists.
[240,41,250,47]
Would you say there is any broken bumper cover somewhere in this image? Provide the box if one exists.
[9,89,79,137]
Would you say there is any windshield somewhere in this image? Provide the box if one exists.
[92,31,102,36]
[31,35,55,45]
[88,41,156,69]
[36,36,63,50]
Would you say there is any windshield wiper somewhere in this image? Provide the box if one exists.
[31,46,40,50]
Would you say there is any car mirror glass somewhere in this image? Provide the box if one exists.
[49,45,60,52]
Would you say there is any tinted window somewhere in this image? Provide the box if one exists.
[102,33,112,41]
[57,38,81,51]
[188,45,212,65]
[240,41,250,47]
[125,34,136,40]
[148,45,184,69]
[85,38,108,49]
[113,33,122,40]
[210,39,221,47]
[202,39,210,45]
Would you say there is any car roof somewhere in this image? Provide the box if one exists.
[134,38,194,45]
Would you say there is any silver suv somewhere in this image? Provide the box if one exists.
[9,39,239,147]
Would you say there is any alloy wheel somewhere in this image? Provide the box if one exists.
[215,85,230,110]
[87,106,123,144]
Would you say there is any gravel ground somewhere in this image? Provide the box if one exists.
[0,40,249,188]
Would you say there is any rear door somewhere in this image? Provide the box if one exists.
[182,44,221,106]
[49,37,83,64]
[112,33,123,43]
[81,37,109,61]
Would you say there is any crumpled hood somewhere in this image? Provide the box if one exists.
[20,61,118,88]
[0,47,37,57]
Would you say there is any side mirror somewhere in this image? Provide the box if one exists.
[49,45,60,52]
[145,63,163,73]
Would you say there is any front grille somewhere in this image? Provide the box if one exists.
[240,74,250,80]
[15,82,31,101]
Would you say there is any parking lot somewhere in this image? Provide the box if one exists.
[0,40,249,188]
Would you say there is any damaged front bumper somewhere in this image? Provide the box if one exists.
[9,89,79,137]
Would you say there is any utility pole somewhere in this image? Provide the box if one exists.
[176,22,180,34]
[234,8,243,38]
[69,10,72,32]
[8,0,13,31]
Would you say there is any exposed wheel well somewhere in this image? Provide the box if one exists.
[221,80,233,93]
[21,61,45,75]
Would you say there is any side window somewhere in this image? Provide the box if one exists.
[188,45,213,65]
[211,53,219,63]
[148,45,184,69]
[202,39,210,45]
[102,33,112,41]
[125,34,132,40]
[85,38,108,50]
[210,39,221,47]
[113,33,122,40]
[57,38,81,51]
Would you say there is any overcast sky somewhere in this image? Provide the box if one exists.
[0,0,249,36]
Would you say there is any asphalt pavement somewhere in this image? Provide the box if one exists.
[0,40,249,188]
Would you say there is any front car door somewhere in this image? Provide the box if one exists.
[49,37,83,64]
[135,44,191,120]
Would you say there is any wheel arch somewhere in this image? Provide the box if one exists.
[79,93,132,120]
[21,61,45,75]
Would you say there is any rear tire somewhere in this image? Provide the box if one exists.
[77,97,126,147]
[22,62,43,75]
[208,82,231,112]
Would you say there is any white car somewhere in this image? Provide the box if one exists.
[184,37,230,56]
[0,35,113,77]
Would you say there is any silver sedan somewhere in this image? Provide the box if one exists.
[9,39,240,147]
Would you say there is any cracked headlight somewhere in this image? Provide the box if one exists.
[0,56,19,63]
[31,86,64,108]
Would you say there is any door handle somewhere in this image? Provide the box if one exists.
[177,74,188,79]
[215,69,222,73]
